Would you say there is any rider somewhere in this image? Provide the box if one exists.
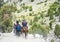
[22,20,28,31]
[22,20,27,27]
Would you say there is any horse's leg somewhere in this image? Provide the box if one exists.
[25,29,28,38]
[22,28,26,38]
[21,29,23,34]
[25,31,27,38]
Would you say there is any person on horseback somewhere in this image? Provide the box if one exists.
[22,20,28,30]
[22,20,28,38]
[22,20,27,27]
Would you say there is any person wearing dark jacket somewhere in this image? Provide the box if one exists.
[22,20,28,31]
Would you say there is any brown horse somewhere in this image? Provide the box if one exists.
[21,26,28,38]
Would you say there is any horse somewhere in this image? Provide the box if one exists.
[21,26,28,38]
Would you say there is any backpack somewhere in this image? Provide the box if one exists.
[16,24,21,31]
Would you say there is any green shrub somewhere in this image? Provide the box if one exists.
[20,0,22,2]
[7,26,13,33]
[29,13,32,16]
[29,23,50,36]
[44,0,47,2]
[25,6,28,9]
[31,0,34,2]
[17,10,20,13]
[22,3,25,6]
[37,2,43,5]
[0,4,16,33]
[2,19,13,32]
[51,39,54,42]
[29,6,32,11]
[54,24,60,37]
[22,5,25,9]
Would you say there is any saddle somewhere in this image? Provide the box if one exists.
[22,26,28,32]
